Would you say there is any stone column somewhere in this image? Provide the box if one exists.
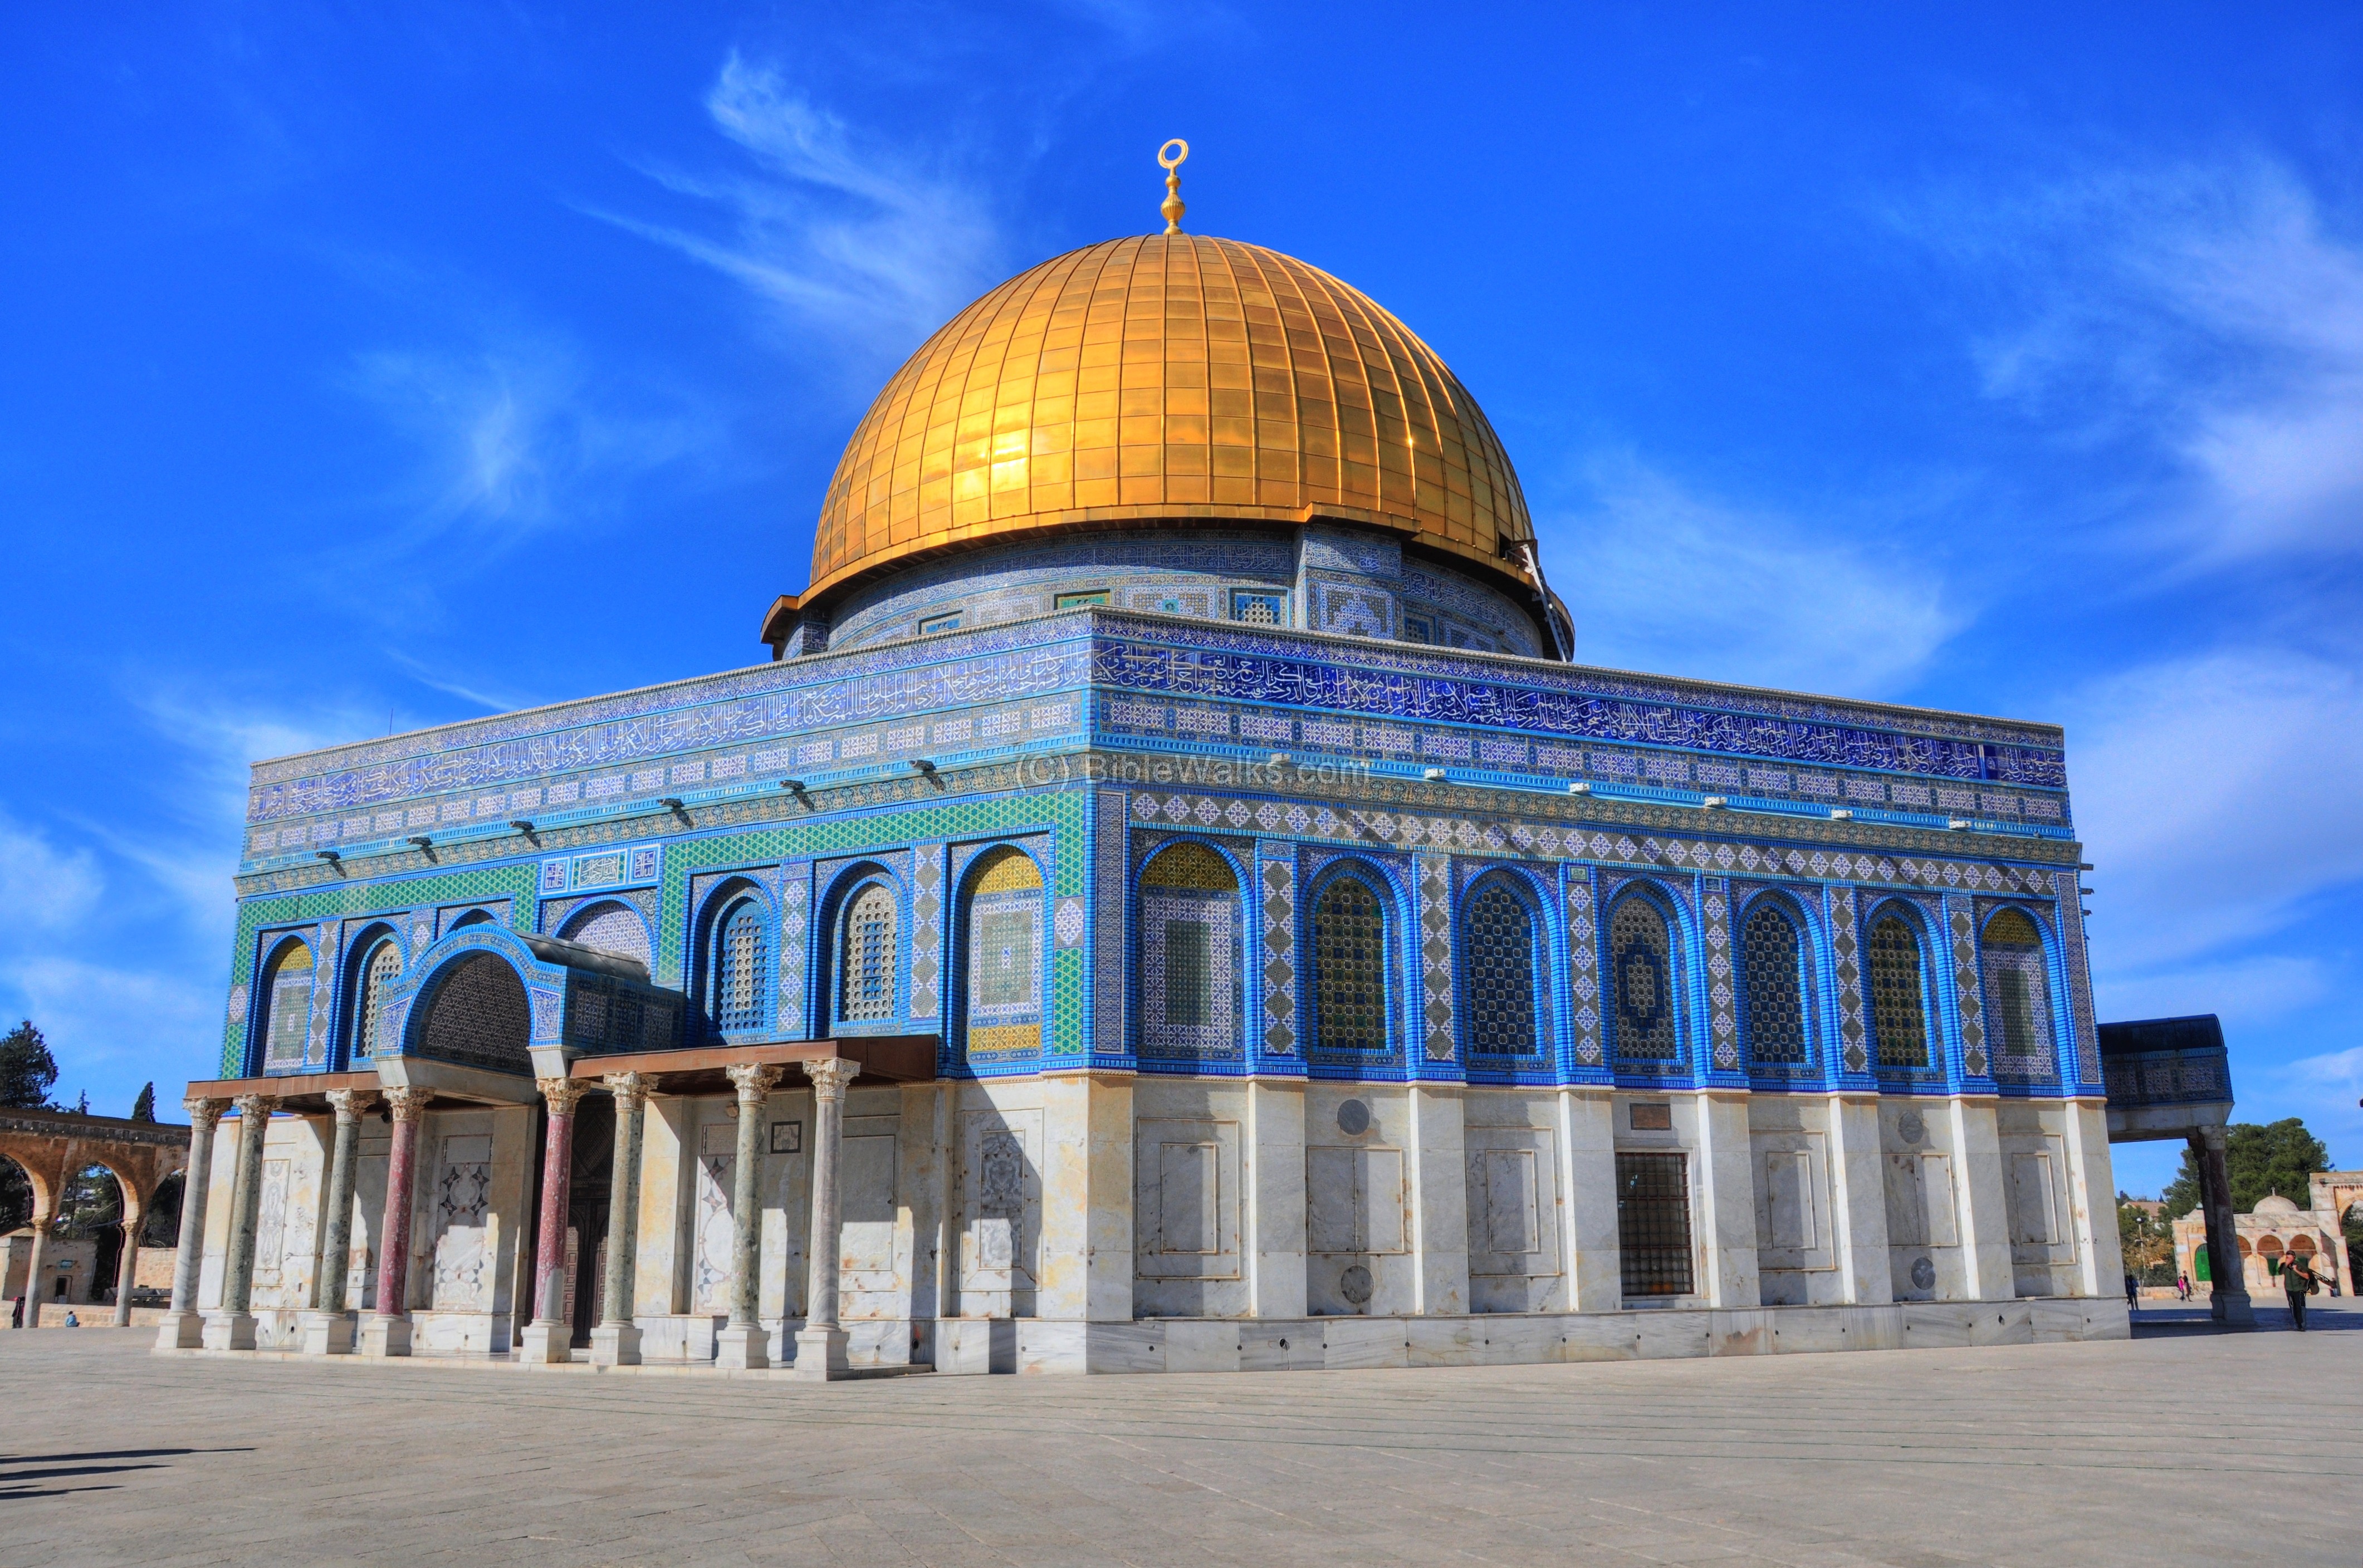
[360,1087,431,1357]
[110,1206,141,1328]
[203,1094,279,1350]
[717,1063,785,1370]
[590,1072,652,1367]
[795,1057,860,1380]
[521,1076,589,1364]
[300,1089,370,1355]
[19,1208,49,1331]
[154,1097,226,1349]
[2194,1125,2254,1327]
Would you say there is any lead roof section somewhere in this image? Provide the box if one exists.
[240,610,2071,874]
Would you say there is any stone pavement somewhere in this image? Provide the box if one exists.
[3,1304,2357,1567]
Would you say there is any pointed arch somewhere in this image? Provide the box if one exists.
[256,935,316,1075]
[1309,859,1396,1056]
[1979,905,2058,1078]
[1865,903,1934,1070]
[559,899,652,973]
[1738,894,1811,1068]
[1606,886,1681,1064]
[960,845,1045,1061]
[1461,873,1540,1057]
[342,923,403,1064]
[1135,839,1245,1061]
[839,881,898,1025]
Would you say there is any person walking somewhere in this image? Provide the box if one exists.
[2124,1271,2139,1314]
[2282,1251,2320,1331]
[2177,1272,2191,1302]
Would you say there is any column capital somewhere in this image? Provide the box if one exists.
[231,1092,281,1121]
[802,1056,860,1100]
[324,1088,375,1125]
[726,1062,785,1102]
[383,1086,433,1124]
[182,1095,229,1128]
[2199,1123,2229,1153]
[601,1070,657,1109]
[536,1076,591,1116]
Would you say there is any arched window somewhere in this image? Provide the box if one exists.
[259,940,315,1072]
[712,898,769,1034]
[351,938,402,1060]
[966,848,1043,1056]
[1464,881,1537,1056]
[450,909,495,930]
[1312,873,1387,1053]
[1867,912,1930,1069]
[1609,895,1678,1061]
[413,952,531,1073]
[839,883,897,1024]
[1979,908,2055,1075]
[1740,903,1808,1066]
[560,900,652,973]
[1138,842,1240,1059]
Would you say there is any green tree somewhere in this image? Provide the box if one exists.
[2116,1193,2174,1282]
[130,1082,156,1122]
[0,1020,59,1110]
[2160,1118,2332,1217]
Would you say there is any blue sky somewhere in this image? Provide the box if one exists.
[3,4,2358,1192]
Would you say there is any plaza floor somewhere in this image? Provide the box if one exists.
[3,1301,2356,1567]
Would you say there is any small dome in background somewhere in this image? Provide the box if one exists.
[2252,1193,2303,1214]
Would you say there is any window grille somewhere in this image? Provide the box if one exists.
[1054,590,1109,610]
[1609,896,1679,1060]
[353,940,400,1059]
[1464,883,1537,1055]
[840,884,897,1023]
[1868,915,1930,1069]
[1231,590,1285,626]
[414,953,531,1073]
[262,942,313,1071]
[1616,1152,1694,1297]
[1314,877,1387,1052]
[1163,919,1213,1027]
[713,899,767,1033]
[1979,908,2054,1074]
[1741,904,1808,1065]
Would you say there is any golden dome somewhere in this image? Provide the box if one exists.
[805,232,1538,607]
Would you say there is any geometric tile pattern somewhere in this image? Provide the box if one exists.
[777,866,810,1037]
[1258,842,1297,1056]
[1867,912,1930,1071]
[1978,906,2057,1083]
[1415,852,1455,1061]
[1462,880,1538,1058]
[1945,894,1988,1079]
[1739,901,1808,1066]
[1608,894,1679,1063]
[1566,872,1602,1067]
[909,843,944,1020]
[1829,886,1867,1075]
[1310,872,1386,1055]
[1093,788,1127,1057]
[1702,880,1736,1070]
[2052,869,2102,1088]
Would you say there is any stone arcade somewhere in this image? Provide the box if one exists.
[161,150,2127,1377]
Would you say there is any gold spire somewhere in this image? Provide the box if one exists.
[1158,138,1188,233]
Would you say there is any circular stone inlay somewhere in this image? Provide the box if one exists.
[1897,1109,1926,1145]
[1339,1264,1375,1305]
[1911,1256,1937,1291]
[1336,1099,1372,1135]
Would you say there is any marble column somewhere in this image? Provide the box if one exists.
[110,1208,141,1327]
[19,1207,49,1330]
[2194,1125,2254,1327]
[300,1089,370,1355]
[361,1087,431,1357]
[203,1093,279,1350]
[795,1057,860,1380]
[521,1075,589,1364]
[155,1097,227,1349]
[717,1063,784,1371]
[590,1072,652,1367]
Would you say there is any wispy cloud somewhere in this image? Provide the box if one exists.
[2068,648,2363,983]
[588,51,1007,365]
[1921,156,2363,568]
[343,335,706,555]
[0,811,103,938]
[1540,458,1967,696]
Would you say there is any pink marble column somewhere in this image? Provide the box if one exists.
[362,1086,431,1357]
[520,1075,588,1364]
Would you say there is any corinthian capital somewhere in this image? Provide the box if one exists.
[726,1062,785,1104]
[182,1095,229,1128]
[383,1086,433,1124]
[231,1092,281,1121]
[324,1088,374,1125]
[801,1056,861,1101]
[600,1070,655,1109]
[536,1076,591,1116]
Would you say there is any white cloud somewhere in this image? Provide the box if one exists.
[590,51,1007,365]
[1943,157,2363,567]
[0,811,102,938]
[2068,648,2363,978]
[1539,459,1966,697]
[5,955,218,1084]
